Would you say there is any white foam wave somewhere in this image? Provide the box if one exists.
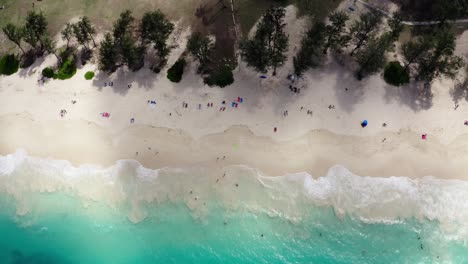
[0,150,467,231]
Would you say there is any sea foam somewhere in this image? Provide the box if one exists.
[0,150,467,234]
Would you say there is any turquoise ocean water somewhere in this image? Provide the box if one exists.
[0,150,467,263]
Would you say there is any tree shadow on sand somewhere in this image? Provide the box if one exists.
[383,81,434,112]
[92,66,158,96]
[331,67,369,113]
[450,79,468,104]
[17,56,47,79]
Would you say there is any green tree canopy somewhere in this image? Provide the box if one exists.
[356,32,395,79]
[293,22,327,76]
[140,10,174,62]
[414,27,464,82]
[73,17,97,50]
[24,11,48,51]
[323,11,350,54]
[98,33,118,72]
[239,7,288,75]
[187,32,213,73]
[349,11,382,56]
[2,24,26,55]
[61,23,74,49]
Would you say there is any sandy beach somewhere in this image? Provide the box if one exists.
[1,5,468,180]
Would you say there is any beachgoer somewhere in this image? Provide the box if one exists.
[274,127,277,133]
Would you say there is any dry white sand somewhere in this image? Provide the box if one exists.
[0,5,467,179]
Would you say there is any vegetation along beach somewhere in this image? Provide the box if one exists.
[0,0,468,263]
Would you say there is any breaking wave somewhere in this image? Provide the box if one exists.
[0,149,467,235]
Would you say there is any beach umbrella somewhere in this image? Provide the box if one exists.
[361,120,368,128]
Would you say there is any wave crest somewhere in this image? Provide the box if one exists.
[1,150,467,230]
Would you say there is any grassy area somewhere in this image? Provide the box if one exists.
[236,0,343,36]
[293,0,343,20]
[0,0,343,59]
[0,0,203,53]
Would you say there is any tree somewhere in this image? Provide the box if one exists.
[80,17,97,47]
[384,61,410,86]
[42,37,61,63]
[187,32,213,73]
[61,23,74,49]
[388,12,403,40]
[402,35,432,71]
[98,33,118,72]
[73,17,97,50]
[356,32,395,79]
[204,65,234,87]
[414,28,464,83]
[323,11,350,54]
[167,58,186,83]
[24,11,48,51]
[2,24,26,55]
[434,0,468,26]
[239,7,288,75]
[23,25,39,49]
[111,10,143,70]
[121,34,145,71]
[349,11,382,56]
[113,10,134,46]
[293,22,327,76]
[140,10,174,66]
[0,54,20,75]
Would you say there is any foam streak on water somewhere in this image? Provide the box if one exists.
[0,150,467,263]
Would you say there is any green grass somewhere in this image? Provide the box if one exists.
[84,71,95,80]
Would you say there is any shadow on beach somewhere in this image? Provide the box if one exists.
[450,79,468,104]
[383,81,434,112]
[92,67,159,95]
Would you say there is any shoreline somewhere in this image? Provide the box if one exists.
[1,112,467,180]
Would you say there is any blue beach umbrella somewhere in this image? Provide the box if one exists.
[361,120,368,128]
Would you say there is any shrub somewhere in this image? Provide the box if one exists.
[0,54,20,75]
[167,58,186,83]
[384,61,409,86]
[55,58,77,80]
[204,65,234,88]
[84,71,95,80]
[42,67,55,78]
